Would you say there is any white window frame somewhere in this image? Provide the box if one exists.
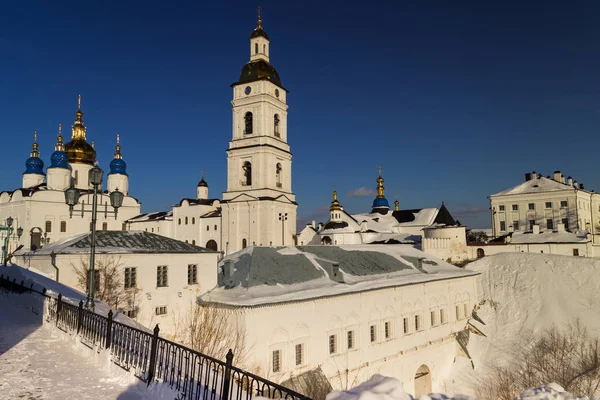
[271,348,282,373]
[294,342,305,367]
[384,319,393,340]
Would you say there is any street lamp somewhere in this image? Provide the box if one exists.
[2,216,23,266]
[278,212,288,246]
[64,166,123,311]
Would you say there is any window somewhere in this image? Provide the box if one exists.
[274,114,280,137]
[415,315,422,331]
[545,202,552,209]
[86,270,100,293]
[122,223,127,231]
[430,310,437,326]
[329,334,337,354]
[513,221,519,231]
[124,267,137,289]
[192,217,195,224]
[500,221,506,231]
[547,218,554,230]
[347,330,355,349]
[125,309,137,318]
[206,225,210,231]
[188,264,197,285]
[276,163,282,188]
[45,221,52,233]
[512,204,518,211]
[214,224,218,230]
[403,317,409,334]
[244,112,253,134]
[562,218,569,229]
[573,249,579,256]
[185,217,188,225]
[254,43,258,55]
[456,305,462,320]
[561,201,568,208]
[155,306,167,315]
[370,325,377,343]
[243,161,252,185]
[151,228,154,232]
[295,343,304,366]
[529,220,535,230]
[464,303,469,318]
[74,170,78,185]
[102,222,108,231]
[178,218,181,225]
[499,205,505,211]
[242,239,247,249]
[272,350,281,372]
[157,266,168,287]
[528,203,535,210]
[192,240,195,245]
[206,240,218,251]
[440,308,446,324]
[384,321,391,339]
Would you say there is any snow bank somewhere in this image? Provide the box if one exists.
[445,253,600,396]
[325,375,597,400]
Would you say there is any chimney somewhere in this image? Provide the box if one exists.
[580,183,585,190]
[312,220,316,229]
[532,225,540,235]
[331,262,344,283]
[557,223,565,232]
[360,221,368,232]
[318,222,324,230]
[574,181,579,189]
[553,171,561,182]
[223,260,235,277]
[567,176,573,186]
[532,171,537,180]
[561,174,565,184]
[525,173,532,182]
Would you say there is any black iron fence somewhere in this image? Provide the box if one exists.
[0,273,311,400]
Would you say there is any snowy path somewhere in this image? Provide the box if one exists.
[0,292,176,400]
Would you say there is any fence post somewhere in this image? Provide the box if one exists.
[106,310,113,349]
[146,324,160,386]
[56,293,62,325]
[222,349,234,400]
[77,300,84,334]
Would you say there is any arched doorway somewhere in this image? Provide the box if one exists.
[30,227,42,251]
[321,236,332,245]
[477,248,485,258]
[414,365,431,397]
[205,240,218,251]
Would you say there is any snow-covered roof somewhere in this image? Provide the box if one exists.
[15,230,215,255]
[491,176,576,196]
[200,245,477,307]
[127,211,172,223]
[510,230,589,244]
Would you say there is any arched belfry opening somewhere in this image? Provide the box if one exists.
[244,112,253,135]
[243,161,252,186]
[414,365,432,397]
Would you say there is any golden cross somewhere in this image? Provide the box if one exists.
[378,166,382,177]
[58,123,62,136]
[201,168,205,179]
[116,134,120,144]
[33,130,38,143]
[77,94,82,111]
[257,6,262,27]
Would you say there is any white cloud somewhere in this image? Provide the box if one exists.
[347,187,376,197]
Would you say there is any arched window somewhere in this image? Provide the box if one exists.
[243,161,252,186]
[45,221,52,233]
[244,112,253,134]
[274,114,280,137]
[242,238,247,249]
[178,218,181,225]
[206,240,218,251]
[185,217,188,225]
[255,43,258,54]
[476,248,485,258]
[263,44,266,54]
[192,217,195,224]
[60,221,67,233]
[276,163,282,188]
[192,240,196,245]
[102,222,108,231]
[206,225,209,231]
[214,224,218,230]
[74,170,78,186]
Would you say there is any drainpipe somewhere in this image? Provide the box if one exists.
[50,251,59,282]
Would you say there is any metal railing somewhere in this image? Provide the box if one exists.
[0,273,310,400]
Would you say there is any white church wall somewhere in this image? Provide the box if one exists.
[221,275,476,396]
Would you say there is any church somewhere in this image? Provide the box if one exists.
[0,97,141,255]
[126,14,297,255]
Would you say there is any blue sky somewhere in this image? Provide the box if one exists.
[1,1,599,229]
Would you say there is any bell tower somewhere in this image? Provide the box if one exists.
[221,11,297,254]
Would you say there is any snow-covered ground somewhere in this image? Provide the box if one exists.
[444,253,600,397]
[0,277,176,399]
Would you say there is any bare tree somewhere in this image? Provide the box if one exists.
[71,254,140,316]
[184,302,249,367]
[475,320,600,399]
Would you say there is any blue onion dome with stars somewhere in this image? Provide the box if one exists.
[24,131,45,175]
[49,124,70,169]
[371,168,390,212]
[108,134,127,176]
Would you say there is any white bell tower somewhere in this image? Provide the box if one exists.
[221,11,297,254]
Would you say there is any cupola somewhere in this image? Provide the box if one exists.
[47,124,72,191]
[197,168,209,200]
[64,95,96,165]
[329,189,343,222]
[24,131,45,175]
[107,134,129,195]
[371,167,390,214]
[49,124,70,169]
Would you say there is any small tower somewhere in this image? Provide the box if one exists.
[329,189,343,222]
[47,124,71,191]
[371,167,390,214]
[64,95,96,189]
[22,131,45,188]
[107,134,129,195]
[197,168,209,200]
[249,7,270,63]
[394,196,399,211]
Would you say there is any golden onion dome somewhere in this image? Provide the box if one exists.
[64,95,96,165]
